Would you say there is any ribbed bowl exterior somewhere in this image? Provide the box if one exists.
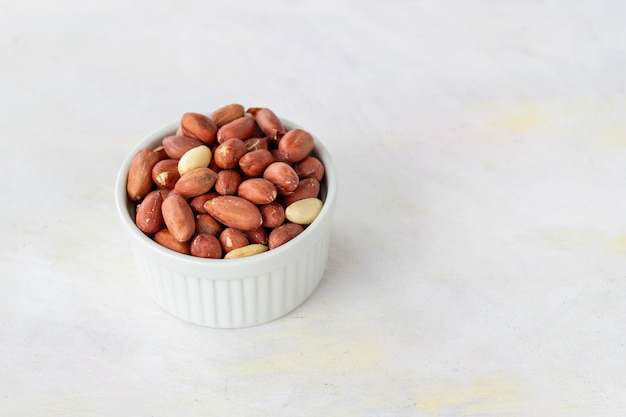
[132,225,330,328]
[116,118,336,328]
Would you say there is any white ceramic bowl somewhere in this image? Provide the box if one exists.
[115,118,337,328]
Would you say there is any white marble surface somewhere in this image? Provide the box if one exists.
[2,1,626,415]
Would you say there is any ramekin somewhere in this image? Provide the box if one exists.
[115,118,337,328]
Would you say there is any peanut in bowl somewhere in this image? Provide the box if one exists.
[114,108,337,328]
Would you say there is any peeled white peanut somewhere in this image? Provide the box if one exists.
[178,145,212,176]
[284,197,323,225]
[224,243,269,259]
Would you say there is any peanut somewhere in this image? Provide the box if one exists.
[263,161,299,195]
[243,227,269,246]
[214,169,242,195]
[259,201,285,228]
[244,137,269,151]
[195,213,223,236]
[178,145,212,176]
[295,156,325,182]
[210,103,245,128]
[152,159,181,189]
[223,244,269,259]
[268,222,304,249]
[281,178,320,207]
[219,227,249,253]
[180,112,218,145]
[135,190,165,234]
[278,128,314,163]
[239,149,274,177]
[189,192,219,214]
[173,167,218,198]
[248,107,285,139]
[284,197,323,225]
[161,194,196,242]
[216,116,256,144]
[154,229,191,254]
[237,178,277,205]
[213,138,247,169]
[190,234,223,259]
[127,148,161,201]
[162,135,204,159]
[204,195,263,231]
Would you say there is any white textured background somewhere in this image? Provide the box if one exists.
[2,1,626,416]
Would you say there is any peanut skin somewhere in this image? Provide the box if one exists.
[127,148,161,201]
[263,162,299,195]
[210,103,245,128]
[259,201,285,228]
[154,229,191,254]
[239,149,274,177]
[152,159,180,189]
[249,107,285,138]
[162,195,196,242]
[204,196,263,231]
[278,128,314,163]
[237,178,277,205]
[280,178,320,207]
[268,222,304,249]
[180,113,218,145]
[216,116,256,144]
[219,228,249,253]
[135,190,165,234]
[190,234,223,258]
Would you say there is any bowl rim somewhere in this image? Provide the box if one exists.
[115,117,337,272]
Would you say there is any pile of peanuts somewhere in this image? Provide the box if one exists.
[126,105,325,259]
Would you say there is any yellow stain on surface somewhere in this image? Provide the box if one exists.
[477,96,626,147]
[230,338,386,377]
[493,100,546,131]
[416,372,529,416]
[220,317,400,414]
[597,125,626,147]
[229,321,389,378]
[540,227,626,254]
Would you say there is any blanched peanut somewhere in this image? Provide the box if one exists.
[284,197,323,225]
[224,244,269,259]
[178,145,212,176]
